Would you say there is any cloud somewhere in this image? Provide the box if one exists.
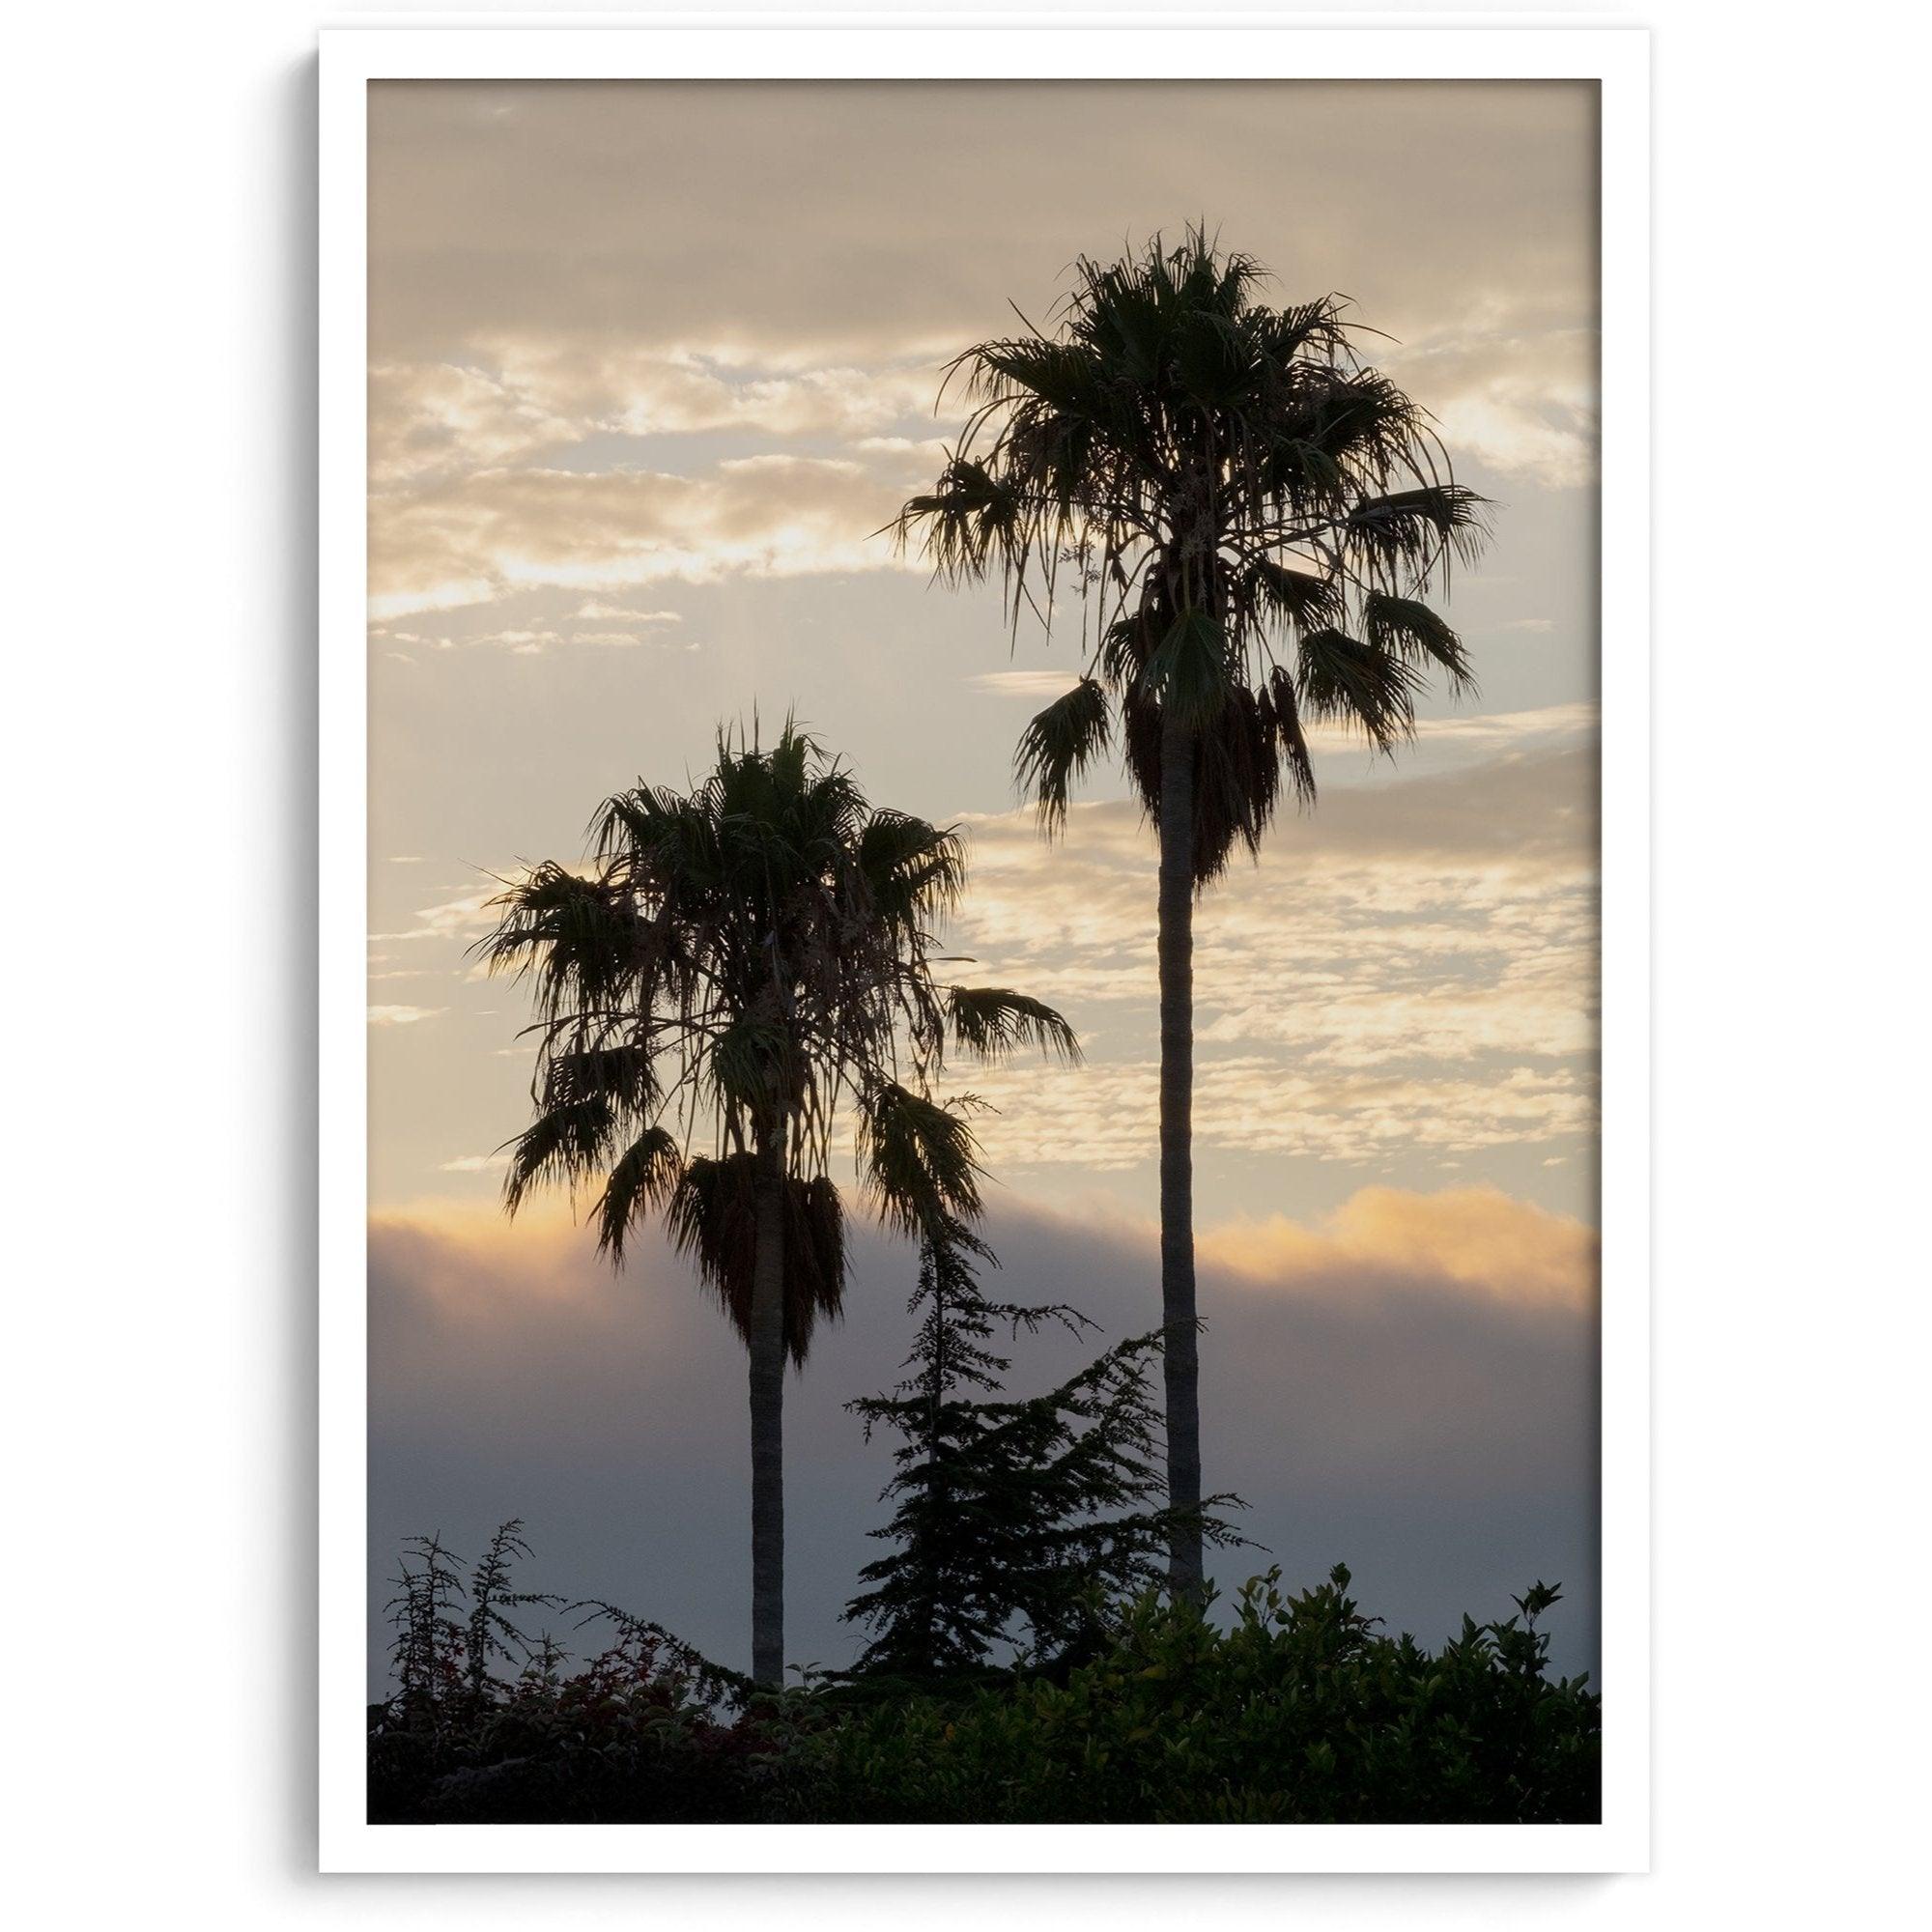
[370,739,1598,1187]
[370,456,913,618]
[370,347,952,497]
[371,346,945,480]
[966,669,1082,699]
[569,631,700,651]
[368,1183,1598,1690]
[1382,325,1598,490]
[368,359,584,486]
[371,608,694,654]
[371,890,496,945]
[966,1059,1597,1174]
[439,1152,508,1174]
[360,77,1601,1222]
[936,744,1598,1175]
[368,1005,445,1027]
[368,79,1596,368]
[365,80,1598,622]
[1200,1184,1597,1309]
[572,601,680,623]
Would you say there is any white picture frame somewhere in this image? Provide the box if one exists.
[320,14,1650,1875]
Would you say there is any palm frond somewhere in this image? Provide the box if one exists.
[1363,591,1477,696]
[1013,678,1113,835]
[1118,682,1289,887]
[1172,306,1261,409]
[859,810,967,924]
[593,1125,685,1264]
[1141,609,1234,727]
[860,1086,984,1239]
[947,986,1082,1065]
[540,1042,655,1115]
[706,1015,793,1121]
[892,454,1028,582]
[473,863,639,1021]
[502,1094,618,1216]
[1296,626,1423,753]
[1347,484,1491,582]
[1261,664,1317,810]
[891,233,1492,875]
[1243,558,1345,636]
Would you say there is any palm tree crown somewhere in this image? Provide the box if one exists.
[896,225,1490,868]
[482,723,1076,1284]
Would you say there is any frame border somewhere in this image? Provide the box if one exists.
[320,14,1650,1874]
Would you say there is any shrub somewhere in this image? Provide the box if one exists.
[369,1523,801,1824]
[778,1567,1601,1825]
[368,1529,1598,1825]
[368,1632,808,1825]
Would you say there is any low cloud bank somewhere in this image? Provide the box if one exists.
[370,1184,1599,1695]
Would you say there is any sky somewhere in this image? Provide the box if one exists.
[365,77,1603,1691]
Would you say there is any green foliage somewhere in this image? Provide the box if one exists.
[842,1223,1239,1678]
[786,1567,1600,1825]
[370,1531,1598,1825]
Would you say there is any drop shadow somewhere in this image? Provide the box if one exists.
[273,43,321,1885]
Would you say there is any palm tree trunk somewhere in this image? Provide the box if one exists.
[1157,702,1205,1599]
[748,1131,786,1687]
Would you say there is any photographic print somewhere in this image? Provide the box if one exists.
[321,24,1649,1873]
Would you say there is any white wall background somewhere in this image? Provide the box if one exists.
[6,2,1923,1924]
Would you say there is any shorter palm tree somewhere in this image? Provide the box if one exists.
[477,724,1078,1685]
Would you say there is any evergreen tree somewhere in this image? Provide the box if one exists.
[845,1219,1240,1678]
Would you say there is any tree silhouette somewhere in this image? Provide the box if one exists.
[895,229,1489,1594]
[846,1215,1239,1678]
[478,723,1077,1683]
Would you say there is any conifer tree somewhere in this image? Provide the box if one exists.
[845,1218,1239,1678]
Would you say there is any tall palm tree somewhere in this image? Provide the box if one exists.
[895,229,1489,1597]
[477,724,1077,1685]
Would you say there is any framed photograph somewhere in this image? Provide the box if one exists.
[320,16,1649,1874]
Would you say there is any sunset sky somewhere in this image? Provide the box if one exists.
[365,78,1603,1688]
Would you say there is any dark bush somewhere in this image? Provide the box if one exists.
[776,1568,1599,1824]
[368,1633,810,1825]
[369,1532,1597,1825]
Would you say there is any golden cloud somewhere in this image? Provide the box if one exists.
[1199,1184,1597,1309]
[375,1179,1593,1336]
